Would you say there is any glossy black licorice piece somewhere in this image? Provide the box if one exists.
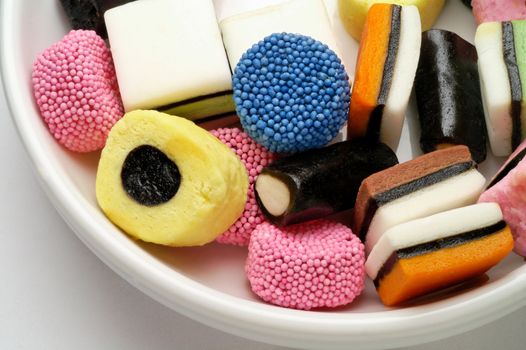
[461,0,472,8]
[59,0,99,31]
[415,29,487,163]
[121,145,181,206]
[254,141,399,226]
[59,0,136,38]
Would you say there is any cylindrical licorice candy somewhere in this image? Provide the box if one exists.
[96,110,248,247]
[254,141,398,226]
[415,29,487,163]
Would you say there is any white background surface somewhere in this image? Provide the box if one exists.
[1,69,526,350]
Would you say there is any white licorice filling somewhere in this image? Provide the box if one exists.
[380,5,422,151]
[255,174,291,217]
[475,22,514,156]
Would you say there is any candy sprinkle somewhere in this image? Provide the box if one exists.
[32,30,123,152]
[246,220,365,310]
[211,127,275,246]
[233,33,350,153]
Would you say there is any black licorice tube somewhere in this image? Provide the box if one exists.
[254,141,398,226]
[415,29,487,163]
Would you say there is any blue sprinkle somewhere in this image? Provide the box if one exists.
[233,32,349,153]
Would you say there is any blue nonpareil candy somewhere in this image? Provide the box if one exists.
[232,33,350,153]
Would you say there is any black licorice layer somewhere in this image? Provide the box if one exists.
[59,0,99,31]
[415,29,487,163]
[366,5,402,141]
[59,0,137,38]
[460,0,472,8]
[121,145,181,206]
[487,146,526,188]
[502,22,523,151]
[158,90,234,117]
[373,220,507,287]
[358,161,475,240]
[255,141,398,226]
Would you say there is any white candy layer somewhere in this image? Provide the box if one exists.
[364,168,486,254]
[365,202,503,280]
[475,22,514,156]
[380,5,421,151]
[220,0,341,70]
[105,0,232,115]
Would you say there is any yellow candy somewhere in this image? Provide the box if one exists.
[338,0,445,41]
[96,110,248,247]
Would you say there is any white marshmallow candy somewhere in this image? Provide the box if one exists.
[105,0,234,120]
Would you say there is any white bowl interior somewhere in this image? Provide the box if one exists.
[2,0,526,349]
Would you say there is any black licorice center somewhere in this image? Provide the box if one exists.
[121,145,181,206]
[358,161,474,240]
[374,220,507,287]
[502,22,522,150]
[367,5,401,140]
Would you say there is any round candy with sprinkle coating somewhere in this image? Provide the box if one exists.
[233,33,350,153]
[211,128,275,246]
[32,30,123,152]
[246,220,365,310]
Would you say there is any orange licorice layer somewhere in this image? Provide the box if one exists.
[348,4,392,139]
[377,226,513,306]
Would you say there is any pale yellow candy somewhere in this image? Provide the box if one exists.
[338,0,445,40]
[96,110,248,247]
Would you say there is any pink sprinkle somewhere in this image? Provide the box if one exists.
[246,220,366,310]
[472,0,526,25]
[479,139,526,257]
[211,128,275,246]
[32,30,123,152]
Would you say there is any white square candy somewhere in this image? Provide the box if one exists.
[220,0,342,71]
[105,0,234,120]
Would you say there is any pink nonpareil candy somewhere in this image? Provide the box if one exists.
[246,220,365,310]
[211,128,274,246]
[479,140,526,257]
[32,30,123,152]
[472,0,526,24]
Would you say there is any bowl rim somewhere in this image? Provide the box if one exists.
[2,0,526,348]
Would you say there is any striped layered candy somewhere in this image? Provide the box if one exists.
[475,20,526,156]
[348,4,421,150]
[365,203,513,306]
[353,145,486,254]
[105,0,234,120]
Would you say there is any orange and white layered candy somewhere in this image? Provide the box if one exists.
[365,203,513,306]
[348,4,421,150]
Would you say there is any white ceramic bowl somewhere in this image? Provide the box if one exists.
[2,0,526,349]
